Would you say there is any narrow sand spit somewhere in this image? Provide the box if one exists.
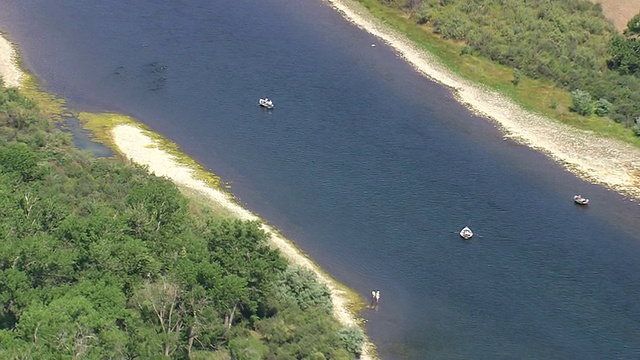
[0,33,24,88]
[111,124,375,359]
[327,0,640,200]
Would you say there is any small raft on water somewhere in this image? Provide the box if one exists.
[574,195,589,205]
[259,98,274,109]
[460,226,473,240]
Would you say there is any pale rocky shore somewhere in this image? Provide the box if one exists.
[327,0,640,201]
[0,33,23,88]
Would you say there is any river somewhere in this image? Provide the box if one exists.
[1,0,640,358]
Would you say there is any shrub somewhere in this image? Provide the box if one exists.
[190,350,231,360]
[594,98,612,116]
[228,335,269,360]
[0,142,40,181]
[512,68,522,86]
[570,89,593,116]
[272,266,333,312]
[338,326,365,356]
[633,118,640,136]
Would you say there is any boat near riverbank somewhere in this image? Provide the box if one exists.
[574,194,590,205]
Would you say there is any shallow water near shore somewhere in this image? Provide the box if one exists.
[2,0,640,358]
[61,116,113,157]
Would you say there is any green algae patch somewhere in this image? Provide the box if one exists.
[76,112,138,149]
[20,74,70,122]
[77,111,222,189]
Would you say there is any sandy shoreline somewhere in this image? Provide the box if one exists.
[0,33,24,88]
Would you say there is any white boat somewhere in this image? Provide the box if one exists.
[259,98,274,109]
[574,195,589,205]
[459,226,473,240]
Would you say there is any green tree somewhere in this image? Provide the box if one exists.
[126,176,187,236]
[16,295,111,359]
[0,269,35,329]
[595,98,612,117]
[512,68,522,86]
[212,274,249,331]
[632,119,640,136]
[0,142,39,182]
[338,326,365,357]
[208,220,287,313]
[272,266,333,312]
[0,330,31,359]
[228,334,269,360]
[608,34,640,75]
[570,89,593,116]
[130,277,185,357]
[624,13,640,36]
[182,286,222,357]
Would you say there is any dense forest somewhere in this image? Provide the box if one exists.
[377,0,640,133]
[0,82,364,359]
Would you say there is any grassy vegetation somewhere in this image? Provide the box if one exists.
[348,0,640,148]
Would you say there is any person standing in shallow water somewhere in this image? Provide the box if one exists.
[371,290,380,309]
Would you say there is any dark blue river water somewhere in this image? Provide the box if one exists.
[2,1,640,358]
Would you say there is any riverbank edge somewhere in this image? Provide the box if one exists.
[326,0,640,200]
[0,31,23,88]
[0,33,377,360]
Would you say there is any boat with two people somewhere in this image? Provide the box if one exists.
[259,98,274,109]
[574,194,589,205]
[459,226,473,240]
